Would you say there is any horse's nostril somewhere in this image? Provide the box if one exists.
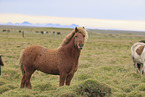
[82,44,84,47]
[79,44,84,48]
[79,44,84,47]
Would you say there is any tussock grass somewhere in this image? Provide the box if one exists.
[76,79,111,97]
[0,27,145,96]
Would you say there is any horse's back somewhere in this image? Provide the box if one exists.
[23,45,45,55]
[22,45,60,74]
[22,45,47,64]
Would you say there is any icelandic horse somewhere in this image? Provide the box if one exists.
[19,27,88,89]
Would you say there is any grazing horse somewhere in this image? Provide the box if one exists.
[19,27,88,89]
[57,32,61,35]
[35,31,39,33]
[131,41,145,76]
[2,29,6,32]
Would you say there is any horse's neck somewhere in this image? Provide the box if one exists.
[62,37,81,59]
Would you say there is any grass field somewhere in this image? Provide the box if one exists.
[0,26,145,97]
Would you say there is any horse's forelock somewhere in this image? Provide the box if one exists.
[77,27,88,42]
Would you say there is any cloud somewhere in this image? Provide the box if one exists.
[0,14,145,31]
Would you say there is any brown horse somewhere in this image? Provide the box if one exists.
[19,27,88,89]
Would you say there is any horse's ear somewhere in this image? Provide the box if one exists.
[83,27,85,29]
[75,27,78,32]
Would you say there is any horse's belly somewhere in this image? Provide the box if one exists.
[34,51,60,75]
[37,64,59,75]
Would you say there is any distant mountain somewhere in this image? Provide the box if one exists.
[45,23,79,28]
[46,23,61,27]
[21,21,32,25]
[7,22,13,25]
[1,21,79,28]
[70,24,79,27]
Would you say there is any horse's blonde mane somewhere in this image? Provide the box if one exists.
[58,27,88,48]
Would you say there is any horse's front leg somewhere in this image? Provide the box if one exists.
[66,73,74,86]
[59,73,67,87]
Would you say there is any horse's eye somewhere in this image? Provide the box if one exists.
[83,35,85,37]
[75,36,78,37]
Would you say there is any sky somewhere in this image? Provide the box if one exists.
[0,0,145,31]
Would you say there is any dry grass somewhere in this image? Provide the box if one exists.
[0,26,145,97]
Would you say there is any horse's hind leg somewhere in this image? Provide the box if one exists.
[141,63,145,75]
[143,63,145,74]
[20,75,25,88]
[20,72,33,89]
[20,66,35,89]
[25,72,33,89]
[133,62,138,73]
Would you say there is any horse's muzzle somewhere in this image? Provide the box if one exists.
[78,44,84,50]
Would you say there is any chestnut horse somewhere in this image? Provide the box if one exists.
[19,27,88,89]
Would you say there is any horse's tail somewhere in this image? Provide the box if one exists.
[19,50,25,75]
